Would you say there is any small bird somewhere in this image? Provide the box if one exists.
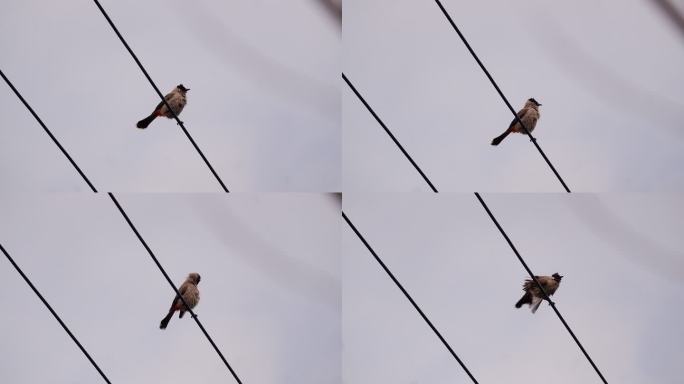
[491,98,541,145]
[159,272,201,329]
[136,84,189,129]
[515,273,562,313]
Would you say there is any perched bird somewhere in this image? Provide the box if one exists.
[491,98,541,145]
[136,84,189,129]
[515,273,562,313]
[159,272,201,329]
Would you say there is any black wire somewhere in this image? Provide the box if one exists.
[0,69,98,192]
[107,193,243,383]
[342,73,439,193]
[90,0,229,192]
[651,0,684,41]
[1,242,111,383]
[433,0,571,193]
[342,211,479,383]
[474,192,608,383]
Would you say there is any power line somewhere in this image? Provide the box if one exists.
[343,73,439,192]
[433,0,571,193]
[474,192,608,383]
[1,242,111,383]
[90,0,230,192]
[1,69,98,192]
[651,0,684,41]
[342,211,479,383]
[107,193,243,384]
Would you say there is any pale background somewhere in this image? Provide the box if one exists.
[343,193,684,383]
[0,193,340,383]
[1,0,340,192]
[344,0,684,192]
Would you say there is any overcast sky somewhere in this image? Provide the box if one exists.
[4,1,684,383]
[343,193,684,383]
[0,193,340,383]
[1,0,339,192]
[343,0,684,192]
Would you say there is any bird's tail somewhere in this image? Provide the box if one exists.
[136,113,157,129]
[159,310,174,329]
[491,129,511,146]
[515,292,530,308]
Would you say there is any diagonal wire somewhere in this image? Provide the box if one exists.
[107,193,243,383]
[90,0,229,192]
[650,0,684,41]
[342,211,479,383]
[343,73,439,192]
[1,69,98,192]
[1,242,111,383]
[433,0,571,193]
[474,192,608,383]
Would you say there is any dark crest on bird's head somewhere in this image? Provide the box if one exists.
[177,84,190,92]
[188,272,201,284]
[552,272,563,281]
[528,97,541,106]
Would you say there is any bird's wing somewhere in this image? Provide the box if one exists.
[168,293,181,310]
[508,108,529,129]
[168,281,190,309]
[152,91,175,112]
[530,296,543,313]
[522,278,534,291]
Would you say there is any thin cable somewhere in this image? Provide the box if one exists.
[107,193,243,383]
[90,0,229,192]
[433,0,571,193]
[1,242,111,383]
[474,192,608,383]
[343,73,439,192]
[342,211,479,383]
[1,69,98,192]
[651,0,684,41]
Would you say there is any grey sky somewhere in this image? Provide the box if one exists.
[343,0,684,192]
[0,193,340,383]
[1,0,339,192]
[4,1,684,383]
[343,193,684,383]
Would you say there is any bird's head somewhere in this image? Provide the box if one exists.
[527,97,541,107]
[177,84,190,93]
[188,272,201,284]
[552,272,563,282]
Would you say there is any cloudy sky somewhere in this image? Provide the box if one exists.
[1,0,339,192]
[0,193,340,383]
[344,0,684,192]
[343,193,684,383]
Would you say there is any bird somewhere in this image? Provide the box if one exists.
[159,272,201,329]
[515,272,562,313]
[491,98,541,145]
[136,84,189,129]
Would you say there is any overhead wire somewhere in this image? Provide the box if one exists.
[474,192,608,383]
[342,211,479,383]
[90,0,229,192]
[1,69,98,192]
[107,193,243,384]
[343,73,439,192]
[0,242,112,383]
[433,0,571,193]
